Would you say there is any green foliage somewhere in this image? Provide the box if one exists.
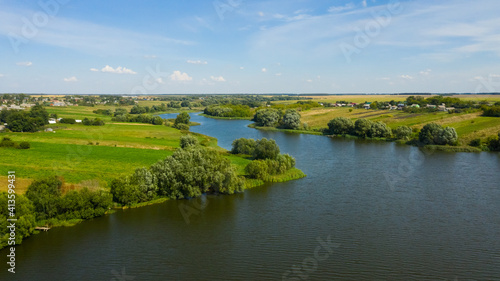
[419,123,458,145]
[150,147,244,199]
[204,104,253,118]
[152,116,164,125]
[0,137,16,148]
[25,177,63,220]
[175,112,191,125]
[18,141,30,149]
[393,126,413,140]
[82,118,105,126]
[281,109,301,129]
[59,118,76,124]
[354,118,373,138]
[174,123,190,131]
[0,193,36,247]
[369,121,392,138]
[328,117,354,135]
[486,133,500,151]
[469,138,481,147]
[253,138,280,160]
[254,108,280,127]
[231,138,257,155]
[245,160,269,179]
[180,135,199,149]
[245,154,296,180]
[482,106,500,117]
[93,109,112,116]
[112,114,164,125]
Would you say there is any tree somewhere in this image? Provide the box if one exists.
[487,132,500,151]
[245,160,269,179]
[152,116,164,125]
[18,141,30,149]
[25,177,63,220]
[254,108,279,127]
[175,112,190,125]
[180,135,199,149]
[282,109,301,129]
[253,138,280,160]
[354,119,373,138]
[181,101,191,107]
[394,126,412,140]
[328,117,354,135]
[231,138,257,155]
[419,123,444,145]
[369,121,392,138]
[435,127,458,145]
[0,193,36,247]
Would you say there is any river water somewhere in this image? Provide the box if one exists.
[2,113,499,280]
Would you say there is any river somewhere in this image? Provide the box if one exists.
[2,113,499,280]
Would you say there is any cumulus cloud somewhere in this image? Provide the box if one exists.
[261,68,267,72]
[100,65,137,74]
[187,60,207,65]
[170,71,192,81]
[401,75,414,80]
[362,0,367,8]
[17,61,32,66]
[275,73,282,76]
[0,74,4,77]
[63,76,78,82]
[90,68,99,72]
[258,11,264,17]
[211,76,226,82]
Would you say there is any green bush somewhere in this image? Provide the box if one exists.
[393,126,412,140]
[469,138,481,147]
[180,135,199,149]
[18,141,30,149]
[328,117,354,135]
[253,138,280,160]
[0,137,16,147]
[174,123,190,131]
[231,138,257,155]
[59,118,76,124]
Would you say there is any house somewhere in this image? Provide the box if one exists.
[0,125,5,131]
[438,103,447,111]
[75,120,82,123]
[426,104,437,109]
[363,103,371,110]
[45,128,54,132]
[389,105,398,110]
[48,118,57,124]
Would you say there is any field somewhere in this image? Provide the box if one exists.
[0,104,249,193]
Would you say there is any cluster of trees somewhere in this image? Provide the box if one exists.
[111,137,244,205]
[203,104,253,118]
[486,132,500,151]
[82,118,105,126]
[59,118,76,124]
[231,138,296,180]
[130,104,169,114]
[418,123,458,145]
[253,108,302,129]
[1,177,113,248]
[0,137,30,149]
[93,109,113,116]
[406,95,477,109]
[481,105,500,117]
[0,105,49,132]
[112,114,164,125]
[327,117,395,138]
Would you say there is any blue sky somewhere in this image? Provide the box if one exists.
[1,0,499,94]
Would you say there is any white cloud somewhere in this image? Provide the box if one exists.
[261,68,267,72]
[211,76,226,82]
[362,0,367,8]
[155,78,165,84]
[275,73,282,76]
[144,55,157,59]
[187,60,207,65]
[420,69,432,76]
[328,3,355,13]
[101,65,137,74]
[258,11,264,17]
[0,74,4,77]
[90,68,99,72]
[170,71,192,81]
[401,75,414,80]
[63,76,78,82]
[16,61,32,66]
[307,79,313,83]
[240,67,244,70]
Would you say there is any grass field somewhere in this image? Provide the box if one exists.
[0,105,251,193]
[299,107,500,145]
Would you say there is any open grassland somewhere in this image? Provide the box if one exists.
[298,94,500,104]
[0,106,253,193]
[300,107,500,145]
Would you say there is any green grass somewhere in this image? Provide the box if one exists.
[198,113,253,120]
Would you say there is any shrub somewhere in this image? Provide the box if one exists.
[175,112,190,125]
[469,138,481,147]
[245,160,269,179]
[231,138,257,155]
[253,138,280,160]
[254,108,279,127]
[0,137,15,147]
[369,121,392,138]
[393,126,412,140]
[174,123,190,131]
[281,109,301,129]
[18,141,30,149]
[180,135,199,149]
[327,117,354,135]
[354,118,373,138]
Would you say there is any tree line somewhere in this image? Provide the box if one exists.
[0,105,49,132]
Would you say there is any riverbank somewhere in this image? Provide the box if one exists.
[198,113,253,120]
